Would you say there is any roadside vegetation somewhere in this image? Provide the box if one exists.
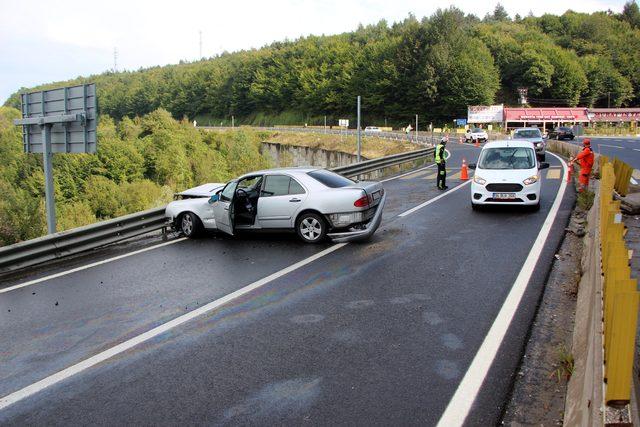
[4,4,640,127]
[237,129,416,158]
[0,107,272,246]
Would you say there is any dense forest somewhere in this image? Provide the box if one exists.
[0,107,271,245]
[4,4,640,127]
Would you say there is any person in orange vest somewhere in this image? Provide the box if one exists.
[569,139,594,192]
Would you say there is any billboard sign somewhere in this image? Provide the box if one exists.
[338,119,349,128]
[455,118,467,126]
[17,83,97,154]
[468,105,503,123]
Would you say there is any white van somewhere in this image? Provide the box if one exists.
[469,140,549,211]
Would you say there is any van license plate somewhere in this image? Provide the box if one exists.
[493,193,516,199]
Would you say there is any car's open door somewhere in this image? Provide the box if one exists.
[213,181,237,235]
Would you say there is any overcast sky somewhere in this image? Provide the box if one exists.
[0,0,628,103]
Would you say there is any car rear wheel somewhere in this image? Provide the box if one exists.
[296,213,327,243]
[180,212,202,238]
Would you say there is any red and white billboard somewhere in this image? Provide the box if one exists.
[468,105,503,123]
[504,107,589,122]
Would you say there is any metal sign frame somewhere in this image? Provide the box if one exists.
[14,83,98,234]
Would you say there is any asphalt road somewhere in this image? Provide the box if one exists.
[0,142,573,426]
[567,136,640,171]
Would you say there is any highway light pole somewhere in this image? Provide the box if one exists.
[415,114,418,142]
[357,96,361,162]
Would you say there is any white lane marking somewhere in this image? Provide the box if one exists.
[0,238,187,295]
[398,181,472,217]
[599,144,623,149]
[0,243,347,411]
[436,152,567,427]
[382,164,435,182]
[633,149,640,152]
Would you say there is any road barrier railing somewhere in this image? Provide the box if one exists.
[0,207,166,274]
[0,148,434,274]
[599,160,639,406]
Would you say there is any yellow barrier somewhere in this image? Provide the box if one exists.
[599,161,639,404]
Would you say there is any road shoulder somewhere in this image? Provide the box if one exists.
[501,204,585,425]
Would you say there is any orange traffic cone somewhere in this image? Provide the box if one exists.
[459,136,463,144]
[461,158,469,180]
[567,163,573,183]
[474,139,479,148]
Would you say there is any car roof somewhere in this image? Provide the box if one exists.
[514,127,541,131]
[238,166,320,178]
[483,140,535,149]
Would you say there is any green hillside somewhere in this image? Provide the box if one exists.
[5,5,640,126]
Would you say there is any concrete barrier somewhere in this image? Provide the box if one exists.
[564,189,605,426]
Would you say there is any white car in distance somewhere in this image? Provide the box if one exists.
[469,140,549,211]
[465,127,488,143]
[364,126,382,133]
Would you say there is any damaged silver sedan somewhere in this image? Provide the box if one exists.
[165,167,386,243]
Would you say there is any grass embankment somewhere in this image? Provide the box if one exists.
[242,130,416,159]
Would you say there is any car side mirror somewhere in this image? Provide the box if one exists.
[208,194,219,204]
[468,163,476,170]
[539,162,550,170]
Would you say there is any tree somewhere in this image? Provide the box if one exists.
[620,0,640,28]
[485,3,510,22]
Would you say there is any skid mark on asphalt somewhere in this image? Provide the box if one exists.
[221,377,322,423]
[436,360,461,380]
[345,299,375,309]
[423,312,444,326]
[441,333,464,350]
[290,314,325,324]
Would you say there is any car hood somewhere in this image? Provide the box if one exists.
[177,182,225,197]
[475,167,538,183]
[471,132,487,136]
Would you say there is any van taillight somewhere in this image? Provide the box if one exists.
[354,195,370,208]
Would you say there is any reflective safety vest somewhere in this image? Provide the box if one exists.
[435,144,446,164]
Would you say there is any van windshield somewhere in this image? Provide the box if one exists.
[478,147,536,170]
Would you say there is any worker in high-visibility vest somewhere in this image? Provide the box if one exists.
[569,138,594,192]
[435,136,448,190]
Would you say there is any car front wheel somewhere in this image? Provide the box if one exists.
[296,213,327,243]
[180,212,202,238]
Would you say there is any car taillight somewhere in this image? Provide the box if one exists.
[354,195,370,208]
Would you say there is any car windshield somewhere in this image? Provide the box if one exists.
[472,128,483,133]
[307,169,355,188]
[558,127,571,131]
[514,129,541,138]
[478,147,536,170]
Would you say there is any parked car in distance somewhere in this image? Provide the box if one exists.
[469,140,549,211]
[165,168,386,243]
[465,128,488,143]
[512,127,546,161]
[548,126,575,141]
[364,126,382,133]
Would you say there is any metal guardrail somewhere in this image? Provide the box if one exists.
[0,148,434,274]
[0,207,166,274]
